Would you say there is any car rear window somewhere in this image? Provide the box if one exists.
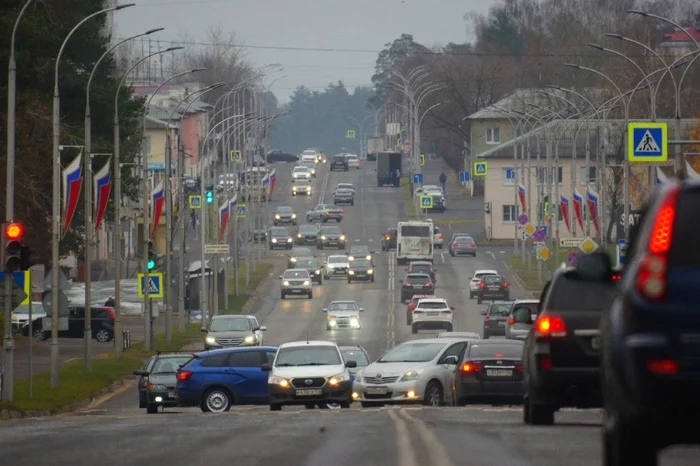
[488,303,512,315]
[475,272,496,279]
[416,301,448,309]
[468,343,523,359]
[546,275,617,311]
[411,264,432,273]
[668,191,700,266]
[484,276,504,284]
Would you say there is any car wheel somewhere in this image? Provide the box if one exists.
[411,324,418,334]
[280,293,285,299]
[529,400,555,425]
[270,404,282,411]
[39,331,49,341]
[339,401,351,408]
[203,388,232,413]
[523,394,532,424]
[317,278,323,285]
[423,381,443,407]
[477,298,482,304]
[308,292,313,299]
[146,404,158,414]
[95,328,111,343]
[450,251,455,257]
[483,330,490,339]
[305,403,315,409]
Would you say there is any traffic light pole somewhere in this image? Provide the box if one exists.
[2,277,13,401]
[141,130,151,352]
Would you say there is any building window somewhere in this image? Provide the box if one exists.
[538,167,563,184]
[580,166,597,184]
[503,168,516,184]
[502,204,519,223]
[486,127,500,144]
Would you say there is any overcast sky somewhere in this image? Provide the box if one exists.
[114,0,498,103]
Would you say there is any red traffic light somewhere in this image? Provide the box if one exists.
[5,222,24,240]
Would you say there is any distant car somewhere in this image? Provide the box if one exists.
[338,345,370,379]
[268,226,293,250]
[476,275,510,303]
[449,235,477,257]
[317,225,346,249]
[11,302,46,332]
[323,300,364,330]
[292,165,312,182]
[293,257,323,285]
[437,331,481,340]
[400,273,435,303]
[381,227,397,251]
[295,224,319,245]
[406,294,436,325]
[406,261,436,284]
[480,301,513,339]
[333,188,355,206]
[135,353,193,413]
[469,270,498,298]
[322,254,350,279]
[348,245,374,264]
[335,182,355,194]
[347,258,374,283]
[26,306,115,342]
[279,268,313,299]
[273,206,297,225]
[204,315,265,350]
[330,154,349,171]
[292,180,312,196]
[425,193,446,212]
[504,299,539,340]
[298,160,317,177]
[411,297,454,334]
[432,225,444,249]
[287,246,314,268]
[267,150,298,163]
[306,204,344,223]
[345,154,360,169]
[299,150,319,164]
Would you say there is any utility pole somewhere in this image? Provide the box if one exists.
[177,139,186,332]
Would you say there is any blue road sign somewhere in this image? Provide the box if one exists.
[517,214,528,226]
[413,173,424,184]
[137,272,163,299]
[618,238,627,266]
[0,271,30,305]
[189,195,202,209]
[567,250,581,267]
[459,171,470,182]
[628,122,668,162]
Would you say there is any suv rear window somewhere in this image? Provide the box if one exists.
[488,303,512,315]
[416,301,448,309]
[484,276,504,284]
[546,275,617,312]
[468,344,523,359]
[668,191,700,266]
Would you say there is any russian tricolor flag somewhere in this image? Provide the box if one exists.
[218,201,230,241]
[229,194,238,226]
[94,159,111,232]
[62,152,83,235]
[587,188,600,234]
[150,180,165,238]
[262,172,270,200]
[518,184,527,214]
[269,168,276,198]
[560,194,571,232]
[572,189,585,231]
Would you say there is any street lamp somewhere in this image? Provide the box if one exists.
[82,27,164,371]
[111,46,183,358]
[50,1,135,390]
[140,67,205,351]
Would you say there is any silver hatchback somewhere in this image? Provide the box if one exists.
[504,299,539,340]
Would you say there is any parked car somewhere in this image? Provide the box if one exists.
[267,150,298,163]
[26,306,115,343]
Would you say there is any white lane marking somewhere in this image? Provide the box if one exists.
[440,252,445,263]
[397,409,455,466]
[487,251,496,260]
[387,251,396,350]
[386,409,419,466]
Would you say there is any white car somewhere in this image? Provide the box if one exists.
[292,166,312,181]
[292,180,312,196]
[352,338,469,407]
[300,150,319,164]
[437,331,481,340]
[469,269,499,299]
[11,302,46,330]
[336,182,355,194]
[323,255,350,279]
[345,154,361,169]
[414,184,443,197]
[323,300,364,330]
[411,298,454,334]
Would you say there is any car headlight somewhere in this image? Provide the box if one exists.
[290,257,297,262]
[307,188,311,192]
[350,318,359,327]
[303,280,310,286]
[367,269,373,274]
[287,238,293,242]
[283,280,290,286]
[366,255,371,260]
[244,335,255,343]
[272,238,278,243]
[348,256,354,261]
[275,214,281,219]
[315,270,320,275]
[148,384,167,391]
[269,375,290,387]
[328,373,350,386]
[321,235,327,240]
[340,235,346,241]
[400,369,423,382]
[297,233,302,238]
[291,214,297,219]
[348,270,355,275]
[292,187,297,192]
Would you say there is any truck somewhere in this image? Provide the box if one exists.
[365,136,384,161]
[376,151,403,187]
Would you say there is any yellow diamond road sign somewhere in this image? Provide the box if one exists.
[523,223,535,237]
[537,246,551,261]
[579,236,599,254]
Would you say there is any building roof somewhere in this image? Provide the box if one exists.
[663,24,700,42]
[145,115,176,130]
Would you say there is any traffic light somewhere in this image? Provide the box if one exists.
[147,240,157,270]
[4,222,25,272]
[206,190,214,204]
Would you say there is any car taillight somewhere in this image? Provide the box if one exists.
[413,310,424,314]
[508,316,515,325]
[634,184,679,301]
[479,281,485,288]
[441,309,452,314]
[438,234,443,239]
[503,282,509,288]
[339,210,345,215]
[403,282,411,287]
[176,370,193,381]
[461,362,483,373]
[469,244,475,248]
[535,315,567,338]
[516,363,524,372]
[612,273,622,281]
[424,283,432,287]
[453,243,459,248]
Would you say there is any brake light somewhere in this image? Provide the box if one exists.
[516,363,524,372]
[176,370,193,381]
[424,283,432,287]
[612,273,621,281]
[508,316,515,325]
[413,310,424,314]
[339,210,344,215]
[403,282,411,287]
[535,315,567,338]
[479,281,485,288]
[453,243,459,248]
[461,362,482,373]
[503,282,509,288]
[647,359,678,374]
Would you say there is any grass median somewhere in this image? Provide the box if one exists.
[225,261,273,314]
[400,177,417,219]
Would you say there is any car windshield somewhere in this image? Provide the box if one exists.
[320,227,342,235]
[293,166,309,172]
[455,236,474,243]
[468,343,523,359]
[547,275,617,312]
[488,303,512,316]
[283,270,310,279]
[301,162,314,168]
[151,356,192,374]
[291,247,313,257]
[333,156,345,161]
[299,225,317,233]
[12,304,45,315]
[416,301,449,309]
[277,206,293,213]
[296,259,319,268]
[336,189,352,194]
[210,317,251,332]
[350,246,370,255]
[328,256,348,264]
[270,227,289,235]
[350,259,370,267]
[411,295,434,303]
[275,346,342,366]
[329,302,358,311]
[474,272,496,279]
[378,342,445,363]
[340,349,369,366]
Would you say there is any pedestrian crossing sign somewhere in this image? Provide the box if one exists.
[628,122,668,162]
[230,150,242,162]
[474,161,488,176]
[189,195,202,209]
[137,272,163,299]
[420,154,425,166]
[420,195,433,209]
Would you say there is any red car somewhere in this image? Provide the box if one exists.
[406,294,435,325]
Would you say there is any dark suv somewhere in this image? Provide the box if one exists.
[522,255,618,427]
[600,181,700,464]
[476,275,510,303]
[330,155,349,171]
[26,306,115,343]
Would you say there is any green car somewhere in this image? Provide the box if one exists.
[134,353,193,414]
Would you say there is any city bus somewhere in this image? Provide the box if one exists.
[396,220,434,265]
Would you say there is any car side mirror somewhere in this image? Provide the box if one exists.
[345,360,357,368]
[443,355,458,365]
[260,326,267,331]
[278,275,283,279]
[200,328,208,333]
[322,308,328,312]
[253,326,261,332]
[133,370,148,376]
[359,308,364,312]
[261,363,272,371]
[480,310,487,315]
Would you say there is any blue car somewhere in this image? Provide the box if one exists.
[176,346,277,412]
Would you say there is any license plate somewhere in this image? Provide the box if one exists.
[427,312,439,316]
[290,289,301,293]
[329,241,337,244]
[488,287,500,291]
[296,389,322,396]
[486,369,513,377]
[168,392,177,399]
[413,285,423,288]
[591,336,601,350]
[366,387,388,395]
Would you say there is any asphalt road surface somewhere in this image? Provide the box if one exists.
[1,157,698,465]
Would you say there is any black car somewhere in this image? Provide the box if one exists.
[480,301,513,339]
[287,246,315,269]
[399,273,435,303]
[330,154,349,171]
[267,150,298,163]
[333,188,354,206]
[295,224,319,245]
[251,228,268,243]
[600,181,700,463]
[26,306,115,343]
[268,226,293,250]
[476,275,510,303]
[381,228,397,251]
[317,225,346,250]
[294,257,323,284]
[134,353,193,414]
[523,257,618,427]
[273,206,297,226]
[453,340,524,406]
[347,258,374,283]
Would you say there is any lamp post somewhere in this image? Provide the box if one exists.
[82,28,163,371]
[50,2,135,389]
[112,46,183,357]
[141,68,205,351]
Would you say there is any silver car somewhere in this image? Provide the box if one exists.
[323,254,350,279]
[449,235,477,257]
[323,300,364,330]
[504,299,539,340]
[468,269,499,299]
[204,315,265,350]
[352,338,470,407]
[279,268,313,299]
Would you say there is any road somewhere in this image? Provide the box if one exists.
[1,156,697,465]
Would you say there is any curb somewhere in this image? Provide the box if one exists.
[240,262,277,315]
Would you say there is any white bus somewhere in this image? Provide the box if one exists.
[396,220,434,265]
